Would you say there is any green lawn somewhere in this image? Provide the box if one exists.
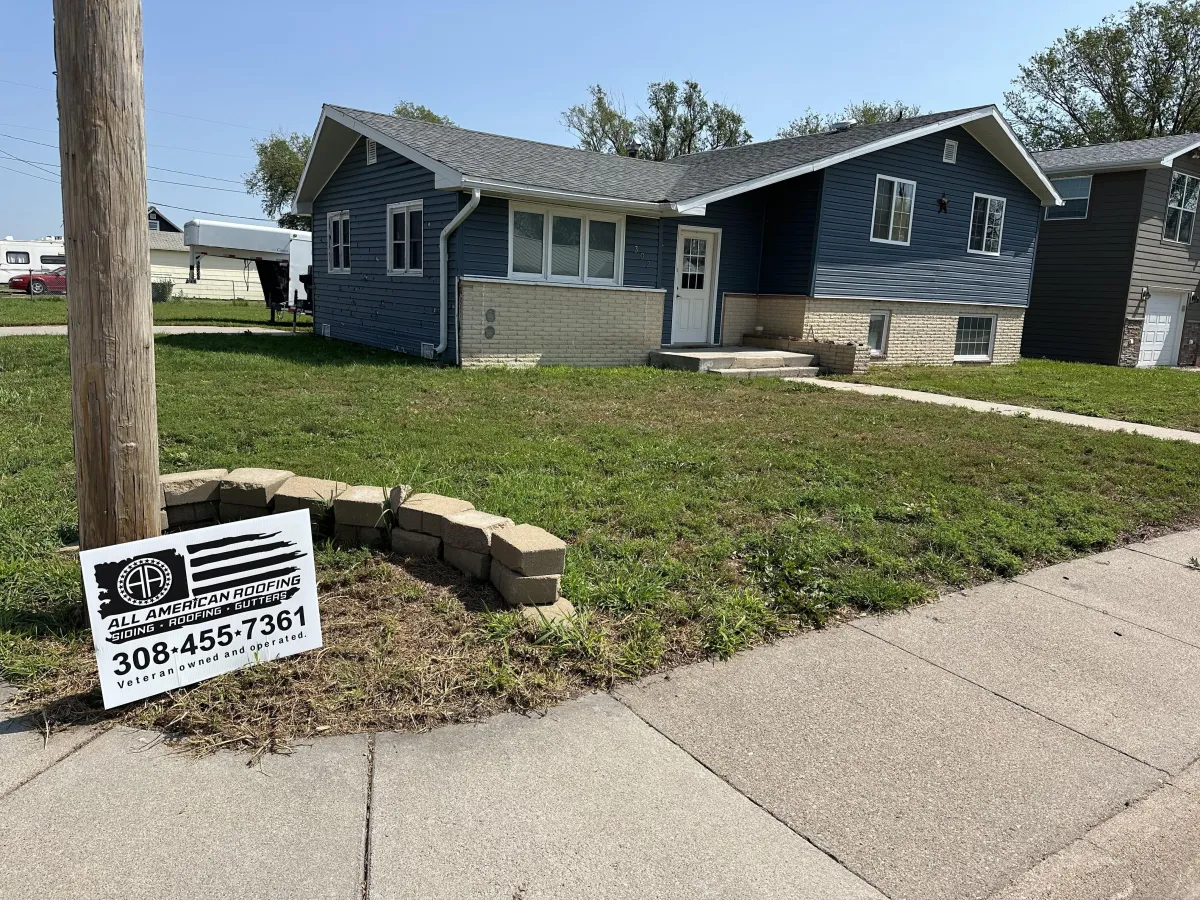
[837,358,1200,432]
[0,294,307,329]
[4,335,1200,749]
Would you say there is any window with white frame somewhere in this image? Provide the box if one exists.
[509,205,623,284]
[954,315,995,361]
[327,210,351,273]
[968,194,1006,255]
[1045,175,1091,220]
[867,311,890,357]
[386,200,423,276]
[871,175,916,245]
[1163,171,1200,244]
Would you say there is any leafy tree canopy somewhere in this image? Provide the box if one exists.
[1005,0,1200,149]
[245,131,312,230]
[562,80,752,159]
[392,101,457,127]
[776,101,923,137]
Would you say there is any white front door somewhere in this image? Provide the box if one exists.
[671,229,717,344]
[1138,291,1186,367]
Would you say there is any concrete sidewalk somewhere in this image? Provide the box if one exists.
[801,377,1200,444]
[0,325,295,337]
[4,531,1200,898]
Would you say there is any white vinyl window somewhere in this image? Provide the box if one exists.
[509,205,623,284]
[1045,176,1091,221]
[1163,171,1200,244]
[867,311,890,358]
[871,175,916,245]
[327,210,351,273]
[954,315,996,361]
[386,200,423,276]
[968,194,1006,255]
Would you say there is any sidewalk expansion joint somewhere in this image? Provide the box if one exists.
[360,731,377,900]
[850,623,1171,778]
[610,691,897,900]
[0,721,114,804]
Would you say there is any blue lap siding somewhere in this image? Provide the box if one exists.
[811,126,1040,306]
[312,136,460,358]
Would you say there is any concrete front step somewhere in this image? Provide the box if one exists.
[717,366,820,379]
[650,347,817,373]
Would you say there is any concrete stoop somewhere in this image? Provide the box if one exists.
[649,346,819,379]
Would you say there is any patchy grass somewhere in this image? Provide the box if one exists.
[0,294,306,329]
[3,335,1200,752]
[837,358,1200,432]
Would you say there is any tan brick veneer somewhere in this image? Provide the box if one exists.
[459,277,667,368]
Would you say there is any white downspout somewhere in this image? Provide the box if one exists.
[436,188,481,355]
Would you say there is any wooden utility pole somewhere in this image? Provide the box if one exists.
[54,0,160,549]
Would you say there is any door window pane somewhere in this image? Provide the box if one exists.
[512,211,544,274]
[551,215,582,277]
[681,236,707,290]
[408,209,423,271]
[587,219,617,279]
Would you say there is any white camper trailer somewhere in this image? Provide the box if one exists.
[183,220,311,314]
[1,236,66,286]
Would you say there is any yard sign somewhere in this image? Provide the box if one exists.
[80,510,322,708]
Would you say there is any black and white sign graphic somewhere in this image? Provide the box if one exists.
[81,510,322,708]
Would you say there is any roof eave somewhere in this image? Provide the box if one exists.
[1159,138,1200,165]
[457,176,690,215]
[673,107,1062,211]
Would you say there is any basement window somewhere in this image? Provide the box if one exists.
[1045,175,1091,220]
[386,200,423,276]
[327,210,351,273]
[868,311,890,357]
[954,315,995,361]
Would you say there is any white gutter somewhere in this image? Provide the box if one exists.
[437,188,481,356]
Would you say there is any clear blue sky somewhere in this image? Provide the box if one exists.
[3,0,1125,238]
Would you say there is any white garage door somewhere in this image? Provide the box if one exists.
[1137,292,1186,367]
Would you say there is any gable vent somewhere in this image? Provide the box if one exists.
[365,139,377,165]
[942,139,958,164]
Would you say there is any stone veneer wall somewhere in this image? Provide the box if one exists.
[802,298,1025,366]
[459,277,666,368]
[1118,318,1145,367]
[1180,315,1200,367]
[720,294,806,346]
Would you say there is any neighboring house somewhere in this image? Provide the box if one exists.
[146,205,265,302]
[1025,136,1200,367]
[292,104,1059,368]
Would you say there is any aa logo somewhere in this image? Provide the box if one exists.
[94,549,190,618]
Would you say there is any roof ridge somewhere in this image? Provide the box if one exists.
[329,104,689,172]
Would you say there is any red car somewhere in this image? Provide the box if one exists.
[9,267,67,295]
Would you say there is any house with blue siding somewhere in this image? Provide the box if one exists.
[292,105,1060,368]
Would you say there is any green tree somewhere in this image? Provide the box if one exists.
[561,85,636,154]
[1005,0,1200,150]
[245,131,312,230]
[777,100,924,137]
[563,80,752,159]
[392,100,457,127]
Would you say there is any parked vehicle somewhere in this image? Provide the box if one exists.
[9,267,67,295]
[0,236,65,285]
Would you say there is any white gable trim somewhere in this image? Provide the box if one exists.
[458,176,689,216]
[673,107,1062,212]
[1159,138,1200,166]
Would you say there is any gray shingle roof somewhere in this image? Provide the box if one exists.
[148,230,186,251]
[330,105,992,205]
[1034,134,1200,173]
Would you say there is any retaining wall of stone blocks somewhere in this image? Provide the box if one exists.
[458,276,666,369]
[157,468,574,619]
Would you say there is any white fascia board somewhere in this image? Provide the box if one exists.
[1039,161,1160,177]
[1159,138,1200,165]
[457,176,682,216]
[291,106,465,214]
[674,107,1063,212]
[962,112,1062,206]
